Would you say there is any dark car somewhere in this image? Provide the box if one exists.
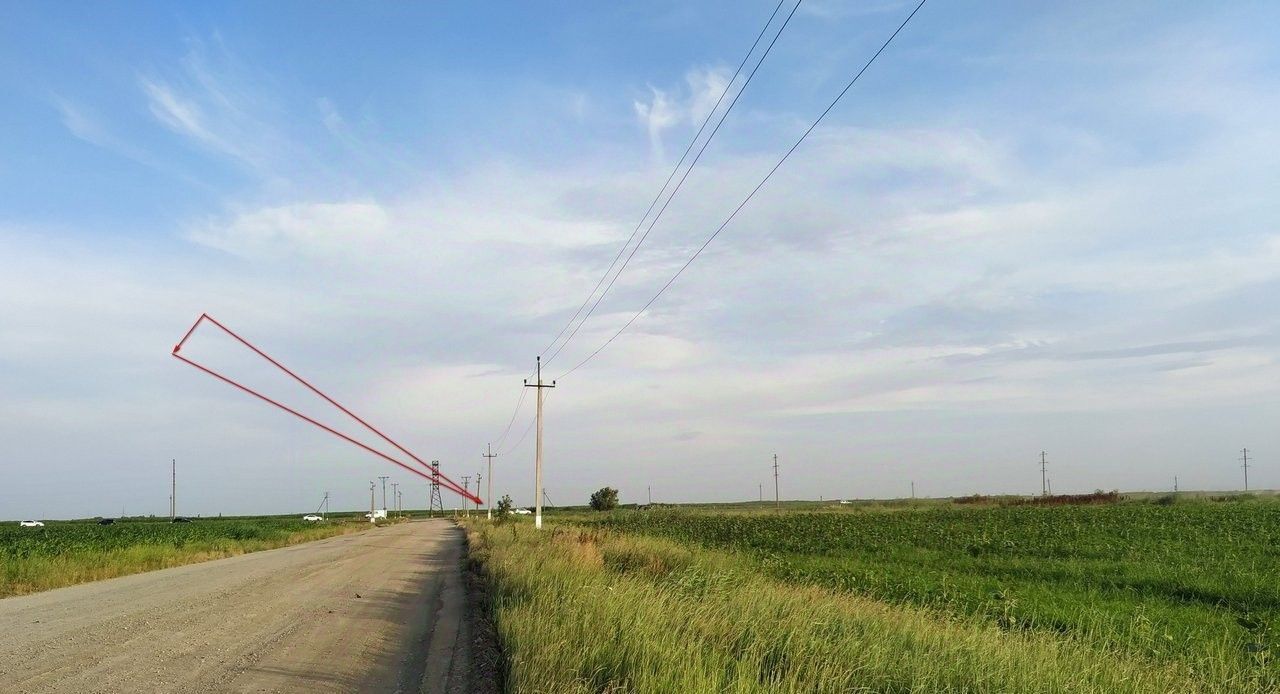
[97,518,115,525]
[170,516,192,523]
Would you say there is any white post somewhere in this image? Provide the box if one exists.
[535,371,544,530]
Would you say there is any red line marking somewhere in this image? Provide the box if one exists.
[197,315,470,494]
[173,313,207,353]
[170,317,481,504]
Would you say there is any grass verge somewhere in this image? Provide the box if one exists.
[464,520,1208,693]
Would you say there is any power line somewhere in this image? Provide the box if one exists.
[498,389,553,456]
[539,0,793,367]
[493,386,529,451]
[544,0,804,370]
[558,0,929,380]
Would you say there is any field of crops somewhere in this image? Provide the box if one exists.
[0,517,361,596]
[582,500,1280,690]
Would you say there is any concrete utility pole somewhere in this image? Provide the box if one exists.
[429,461,443,515]
[369,482,375,523]
[474,472,483,513]
[391,482,399,518]
[911,481,915,499]
[759,483,763,503]
[461,475,471,517]
[1174,476,1178,493]
[483,444,497,520]
[1241,448,1251,491]
[170,459,176,520]
[1040,451,1049,496]
[648,485,651,505]
[773,454,780,509]
[378,476,390,511]
[524,356,556,530]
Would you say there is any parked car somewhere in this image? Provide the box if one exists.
[97,518,115,525]
[511,508,532,515]
[170,516,192,523]
[18,520,44,527]
[302,514,323,522]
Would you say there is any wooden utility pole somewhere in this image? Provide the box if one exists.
[170,459,176,520]
[524,356,556,530]
[1040,451,1049,496]
[773,454,780,509]
[1241,448,1251,491]
[484,444,497,520]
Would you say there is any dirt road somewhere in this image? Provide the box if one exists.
[0,519,486,693]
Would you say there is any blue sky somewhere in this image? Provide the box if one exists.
[2,1,1279,518]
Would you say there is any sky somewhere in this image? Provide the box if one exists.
[2,1,1279,519]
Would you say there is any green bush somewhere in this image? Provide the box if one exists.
[589,487,619,511]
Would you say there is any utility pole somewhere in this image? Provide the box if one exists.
[773,454,780,509]
[542,489,555,508]
[170,458,176,520]
[911,481,915,499]
[391,482,399,519]
[759,483,763,503]
[648,485,651,505]
[429,461,443,515]
[483,444,497,521]
[1040,451,1049,496]
[1174,476,1178,493]
[1241,448,1251,491]
[475,472,483,514]
[378,475,390,511]
[369,481,375,523]
[461,475,471,517]
[524,356,556,530]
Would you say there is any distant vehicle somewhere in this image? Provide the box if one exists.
[838,500,852,505]
[19,520,44,527]
[97,518,115,525]
[511,508,532,515]
[363,509,388,520]
[302,515,324,522]
[170,516,192,523]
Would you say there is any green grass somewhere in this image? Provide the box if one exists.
[464,520,1207,692]
[0,517,368,597]
[575,501,1280,690]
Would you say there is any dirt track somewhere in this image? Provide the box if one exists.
[0,519,482,693]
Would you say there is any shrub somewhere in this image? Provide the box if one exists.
[496,495,514,522]
[589,487,619,511]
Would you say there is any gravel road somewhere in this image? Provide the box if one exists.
[0,519,484,693]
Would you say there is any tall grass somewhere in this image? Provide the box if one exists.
[465,522,1210,693]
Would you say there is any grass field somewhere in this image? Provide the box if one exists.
[0,516,368,597]
[467,497,1280,692]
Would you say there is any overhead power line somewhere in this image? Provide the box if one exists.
[540,0,800,369]
[558,0,929,379]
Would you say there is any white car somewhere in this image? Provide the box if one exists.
[511,508,532,515]
[19,520,44,527]
[302,515,323,522]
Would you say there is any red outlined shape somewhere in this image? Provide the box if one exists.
[172,313,481,505]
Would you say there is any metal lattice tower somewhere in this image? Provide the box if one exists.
[429,460,444,515]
